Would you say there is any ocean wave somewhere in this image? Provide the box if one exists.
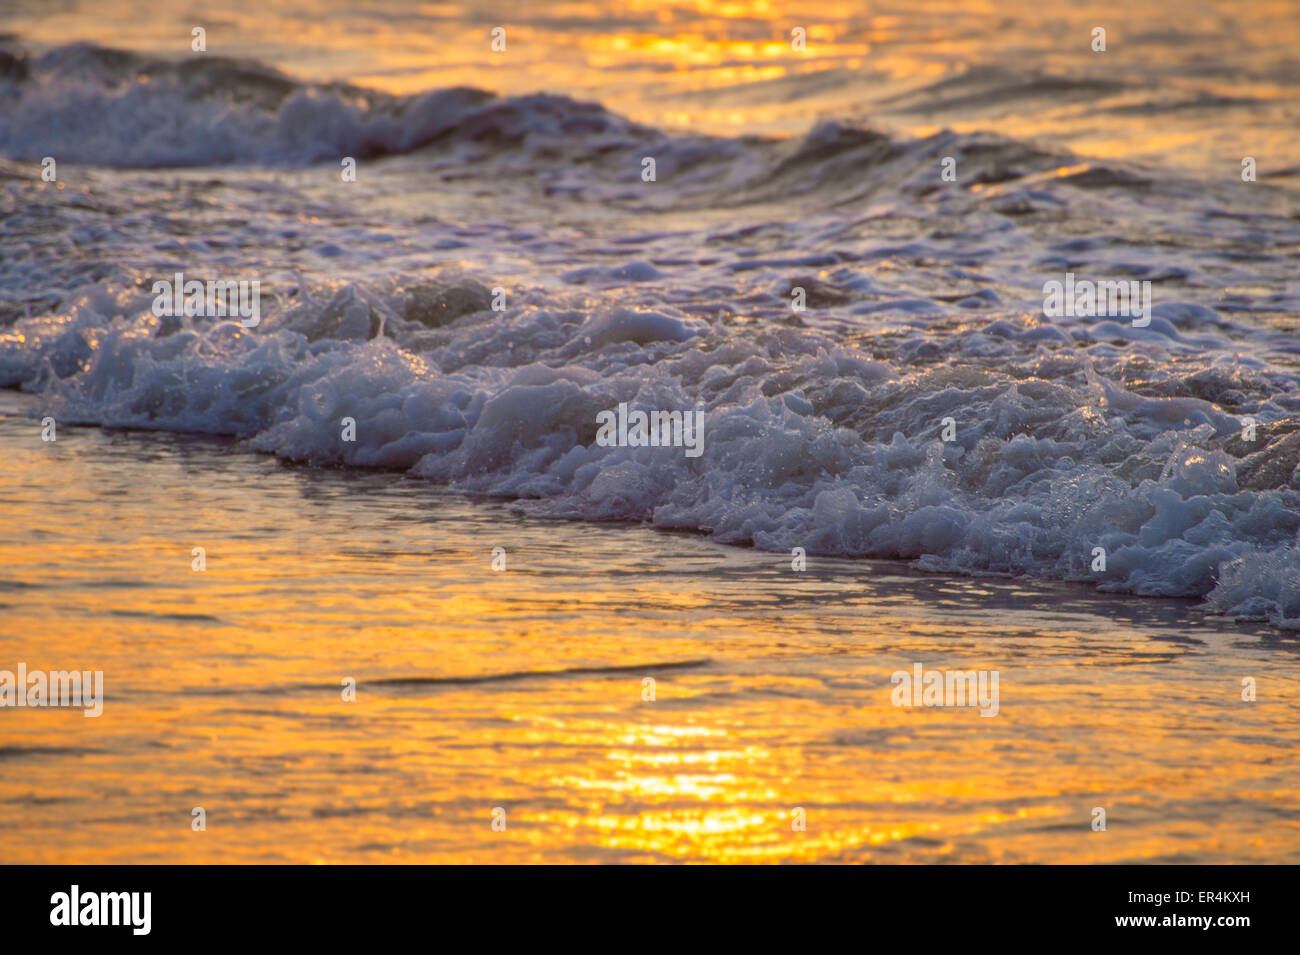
[0,40,1143,196]
[5,265,1299,628]
[0,41,658,168]
[3,43,1299,629]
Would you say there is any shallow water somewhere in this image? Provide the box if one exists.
[3,394,1299,863]
[2,1,1300,864]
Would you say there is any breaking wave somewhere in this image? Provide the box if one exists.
[3,43,1299,628]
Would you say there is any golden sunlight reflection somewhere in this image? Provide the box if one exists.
[3,403,1300,863]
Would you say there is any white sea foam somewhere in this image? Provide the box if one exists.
[5,267,1298,627]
